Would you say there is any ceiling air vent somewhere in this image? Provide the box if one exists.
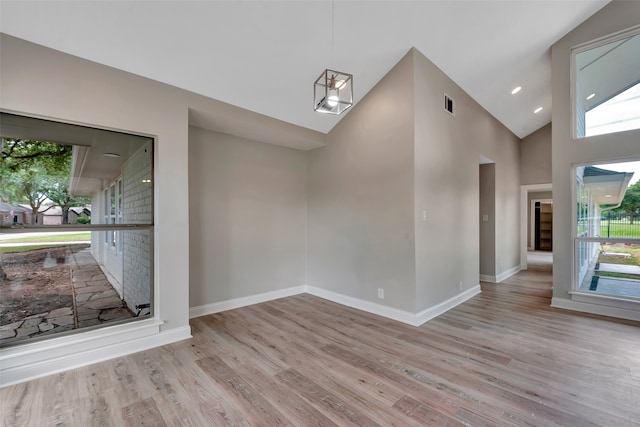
[444,94,455,116]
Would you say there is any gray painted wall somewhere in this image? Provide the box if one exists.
[479,164,496,277]
[521,123,551,185]
[189,127,308,306]
[551,1,640,301]
[413,48,520,296]
[308,48,521,314]
[0,33,190,333]
[308,51,417,312]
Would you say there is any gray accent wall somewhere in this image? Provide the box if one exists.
[551,1,640,302]
[308,48,521,314]
[520,123,551,185]
[189,127,308,306]
[308,51,417,312]
[479,164,496,277]
[414,48,520,294]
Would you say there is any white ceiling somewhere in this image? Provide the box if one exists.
[0,0,609,141]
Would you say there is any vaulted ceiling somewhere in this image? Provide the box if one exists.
[0,0,610,140]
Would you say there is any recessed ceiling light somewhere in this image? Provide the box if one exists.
[103,152,120,158]
[586,93,595,100]
[511,86,522,95]
[534,107,543,114]
[605,194,613,198]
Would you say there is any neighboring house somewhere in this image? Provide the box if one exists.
[34,206,92,225]
[0,201,29,227]
[68,206,91,224]
[38,205,62,225]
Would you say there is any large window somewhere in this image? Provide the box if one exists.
[0,113,154,347]
[574,27,640,139]
[574,161,640,300]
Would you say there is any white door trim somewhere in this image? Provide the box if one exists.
[520,183,552,270]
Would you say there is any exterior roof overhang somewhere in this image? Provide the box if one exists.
[583,166,634,207]
[1,113,150,197]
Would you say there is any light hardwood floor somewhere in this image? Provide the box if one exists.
[1,269,639,426]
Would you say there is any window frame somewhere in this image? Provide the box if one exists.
[571,161,640,302]
[570,25,640,140]
[0,111,156,346]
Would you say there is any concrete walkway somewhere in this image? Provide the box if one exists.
[0,247,133,345]
[71,248,133,328]
[598,263,640,275]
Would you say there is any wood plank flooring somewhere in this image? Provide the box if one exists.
[2,269,640,426]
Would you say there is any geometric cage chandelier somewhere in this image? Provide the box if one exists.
[314,69,353,115]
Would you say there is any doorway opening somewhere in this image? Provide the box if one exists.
[520,184,553,271]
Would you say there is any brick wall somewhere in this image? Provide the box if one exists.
[121,143,153,312]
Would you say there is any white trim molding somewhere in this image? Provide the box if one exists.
[307,285,481,327]
[496,265,522,283]
[415,285,482,326]
[306,286,418,325]
[189,286,306,318]
[0,320,191,388]
[551,296,640,322]
[480,265,521,283]
[192,285,482,328]
[520,183,552,271]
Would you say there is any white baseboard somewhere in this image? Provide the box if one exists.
[481,265,522,283]
[0,320,191,388]
[415,285,481,326]
[189,286,306,318]
[306,286,419,325]
[496,265,522,283]
[307,285,481,327]
[479,274,496,283]
[552,296,640,322]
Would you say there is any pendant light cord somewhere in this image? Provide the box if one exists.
[331,0,335,61]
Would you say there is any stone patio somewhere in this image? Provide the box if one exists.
[0,247,134,346]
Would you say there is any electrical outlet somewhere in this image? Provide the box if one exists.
[459,281,463,291]
[378,288,384,299]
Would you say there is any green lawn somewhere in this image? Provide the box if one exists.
[597,243,640,281]
[0,232,91,243]
[597,271,640,280]
[600,222,640,238]
[599,243,640,266]
[0,244,68,254]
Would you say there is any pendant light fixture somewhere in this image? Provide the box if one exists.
[314,1,353,115]
[314,69,353,114]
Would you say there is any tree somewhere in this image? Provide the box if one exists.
[45,177,91,224]
[1,138,71,171]
[3,164,55,224]
[1,138,75,224]
[613,181,640,224]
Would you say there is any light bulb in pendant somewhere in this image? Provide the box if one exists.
[327,94,339,107]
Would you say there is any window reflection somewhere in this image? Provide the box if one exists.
[0,113,154,347]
